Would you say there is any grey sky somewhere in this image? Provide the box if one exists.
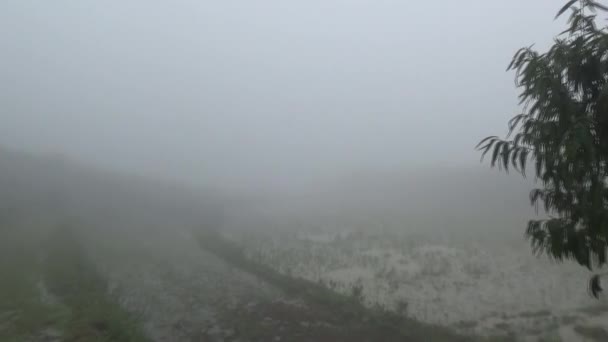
[0,0,568,191]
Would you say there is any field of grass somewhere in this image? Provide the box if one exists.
[0,224,147,342]
[0,225,66,341]
[5,219,603,341]
[211,228,608,341]
[195,229,512,342]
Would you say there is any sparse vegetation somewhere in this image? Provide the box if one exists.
[195,229,485,342]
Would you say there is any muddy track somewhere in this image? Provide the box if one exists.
[87,227,283,341]
[86,227,471,341]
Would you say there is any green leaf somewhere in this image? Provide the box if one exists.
[502,142,510,172]
[491,141,502,168]
[519,149,528,176]
[475,136,498,149]
[555,0,578,18]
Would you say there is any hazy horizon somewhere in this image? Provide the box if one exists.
[0,0,569,193]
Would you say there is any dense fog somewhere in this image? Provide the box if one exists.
[1,1,605,341]
[1,0,567,191]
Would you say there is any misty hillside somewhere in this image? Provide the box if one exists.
[0,147,221,229]
[1,142,606,342]
[0,145,538,238]
[0,147,485,341]
[5,0,608,340]
[225,165,539,240]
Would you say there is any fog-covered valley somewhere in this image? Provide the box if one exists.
[2,147,606,341]
[3,0,608,341]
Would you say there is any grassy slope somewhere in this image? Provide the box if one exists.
[0,225,147,342]
[196,230,512,342]
[0,226,66,341]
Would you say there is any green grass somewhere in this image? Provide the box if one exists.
[0,226,68,341]
[0,224,147,342]
[42,226,148,341]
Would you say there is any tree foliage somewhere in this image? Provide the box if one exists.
[477,1,608,291]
